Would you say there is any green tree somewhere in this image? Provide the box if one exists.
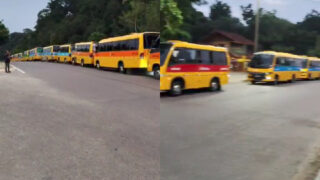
[241,4,254,26]
[0,21,9,45]
[120,0,160,32]
[209,0,231,21]
[160,0,190,41]
[88,32,105,42]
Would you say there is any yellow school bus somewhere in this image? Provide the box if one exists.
[57,44,72,63]
[247,51,304,85]
[148,47,160,79]
[160,41,230,96]
[297,55,309,80]
[22,50,29,61]
[16,53,23,61]
[11,54,18,61]
[72,42,95,66]
[29,47,43,61]
[307,57,320,80]
[94,32,160,73]
[42,45,59,61]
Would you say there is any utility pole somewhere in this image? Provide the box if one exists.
[254,0,260,52]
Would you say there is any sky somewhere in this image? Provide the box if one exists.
[0,0,49,33]
[194,0,320,23]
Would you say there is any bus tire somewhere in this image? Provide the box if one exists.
[291,75,296,83]
[118,62,126,74]
[274,75,279,85]
[81,59,84,67]
[96,61,100,69]
[170,79,184,96]
[72,58,76,65]
[153,65,160,79]
[251,80,256,85]
[209,78,221,92]
[64,58,67,63]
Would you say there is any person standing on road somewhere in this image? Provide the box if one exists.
[4,50,11,73]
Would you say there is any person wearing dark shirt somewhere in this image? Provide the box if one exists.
[4,50,11,73]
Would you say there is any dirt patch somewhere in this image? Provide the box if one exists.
[293,144,320,180]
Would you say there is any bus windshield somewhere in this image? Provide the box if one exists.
[160,43,172,66]
[249,54,274,69]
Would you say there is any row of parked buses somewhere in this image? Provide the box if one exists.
[159,41,320,96]
[247,51,320,84]
[10,32,160,79]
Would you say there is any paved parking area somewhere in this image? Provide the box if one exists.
[0,62,160,180]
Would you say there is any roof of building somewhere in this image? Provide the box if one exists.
[201,31,254,46]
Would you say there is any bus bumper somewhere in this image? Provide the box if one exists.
[247,73,274,82]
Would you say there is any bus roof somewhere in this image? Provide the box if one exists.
[75,42,93,46]
[308,57,320,61]
[165,40,228,52]
[99,32,160,44]
[60,44,71,47]
[255,51,298,58]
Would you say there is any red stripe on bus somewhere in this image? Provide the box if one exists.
[166,64,229,72]
[95,50,139,57]
[150,52,160,59]
[73,52,92,56]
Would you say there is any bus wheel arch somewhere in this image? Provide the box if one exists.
[170,78,185,96]
[209,77,221,92]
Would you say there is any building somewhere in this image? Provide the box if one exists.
[200,31,254,71]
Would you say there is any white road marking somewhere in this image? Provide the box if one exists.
[12,65,26,74]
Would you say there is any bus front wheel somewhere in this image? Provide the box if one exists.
[153,65,160,79]
[170,80,183,96]
[291,75,296,83]
[81,60,84,67]
[209,78,221,92]
[274,76,279,85]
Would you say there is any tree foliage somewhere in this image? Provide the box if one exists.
[2,0,159,53]
[0,21,9,45]
[161,0,320,56]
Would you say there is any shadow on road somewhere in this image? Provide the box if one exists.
[250,80,320,87]
[161,88,224,98]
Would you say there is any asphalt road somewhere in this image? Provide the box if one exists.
[161,73,320,180]
[0,61,159,180]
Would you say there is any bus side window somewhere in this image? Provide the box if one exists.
[276,57,285,66]
[169,49,183,66]
[200,50,211,64]
[212,52,227,65]
[133,39,139,50]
